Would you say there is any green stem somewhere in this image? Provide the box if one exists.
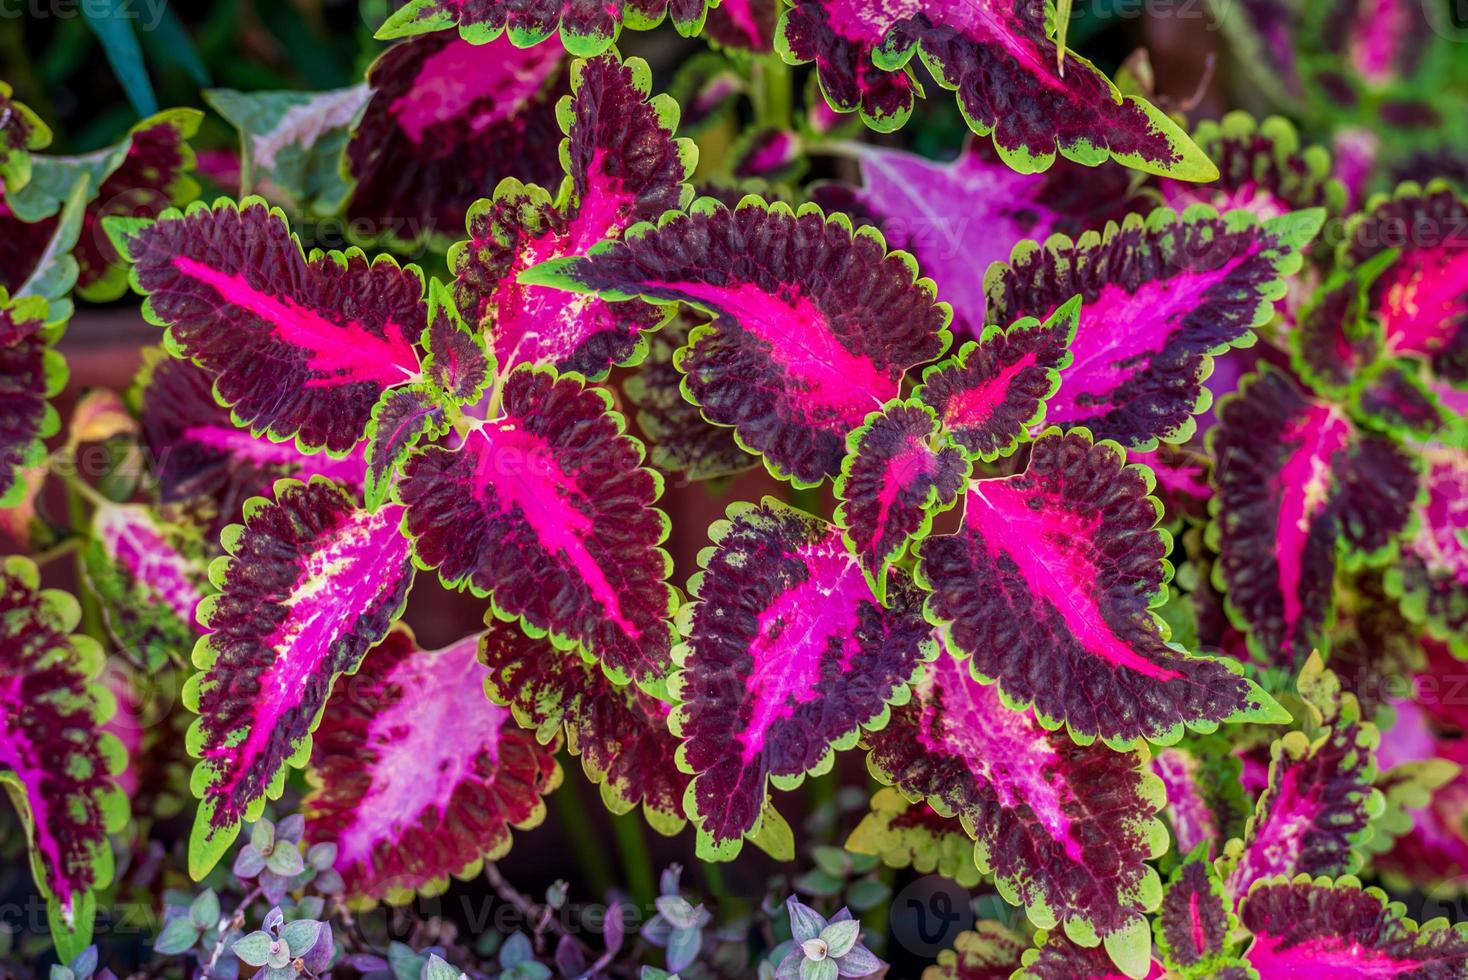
[701,859,727,899]
[548,775,617,901]
[612,810,656,912]
[754,55,794,130]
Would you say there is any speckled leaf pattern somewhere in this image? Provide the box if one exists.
[847,786,983,887]
[0,290,63,508]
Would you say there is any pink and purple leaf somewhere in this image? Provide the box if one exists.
[450,52,694,380]
[305,629,561,903]
[396,367,676,686]
[521,196,953,486]
[0,557,129,962]
[183,477,415,878]
[918,427,1286,748]
[107,197,428,455]
[775,0,1218,181]
[1207,365,1422,667]
[671,498,935,859]
[984,204,1324,449]
[864,649,1166,966]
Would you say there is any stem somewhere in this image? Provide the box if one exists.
[548,776,617,900]
[32,537,82,567]
[753,55,794,130]
[701,860,727,900]
[611,811,656,912]
[205,885,264,974]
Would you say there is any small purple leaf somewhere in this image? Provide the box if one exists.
[914,297,1079,460]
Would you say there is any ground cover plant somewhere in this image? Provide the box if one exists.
[0,0,1465,976]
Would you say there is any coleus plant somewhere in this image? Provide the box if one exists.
[1,2,1465,975]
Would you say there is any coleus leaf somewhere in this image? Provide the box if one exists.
[622,313,755,482]
[1340,181,1468,386]
[1238,875,1468,976]
[422,280,492,404]
[2,170,87,325]
[1152,737,1250,859]
[834,400,970,597]
[864,648,1167,952]
[1207,365,1422,667]
[522,196,953,486]
[813,141,1144,339]
[845,786,982,887]
[913,297,1079,461]
[925,922,1028,979]
[204,85,370,215]
[1352,359,1461,443]
[479,616,686,834]
[84,502,206,671]
[984,204,1323,449]
[0,557,128,962]
[1289,256,1392,398]
[305,629,561,903]
[671,498,935,858]
[184,477,415,877]
[1385,449,1467,657]
[0,290,64,508]
[397,367,675,685]
[1155,846,1237,976]
[774,0,1217,180]
[362,385,449,512]
[0,81,51,192]
[703,0,777,51]
[109,197,427,454]
[1013,928,1165,980]
[451,52,694,379]
[1157,112,1347,220]
[1130,445,1213,526]
[376,0,713,55]
[346,32,566,247]
[918,427,1284,748]
[132,352,368,529]
[1222,670,1383,901]
[4,109,202,303]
